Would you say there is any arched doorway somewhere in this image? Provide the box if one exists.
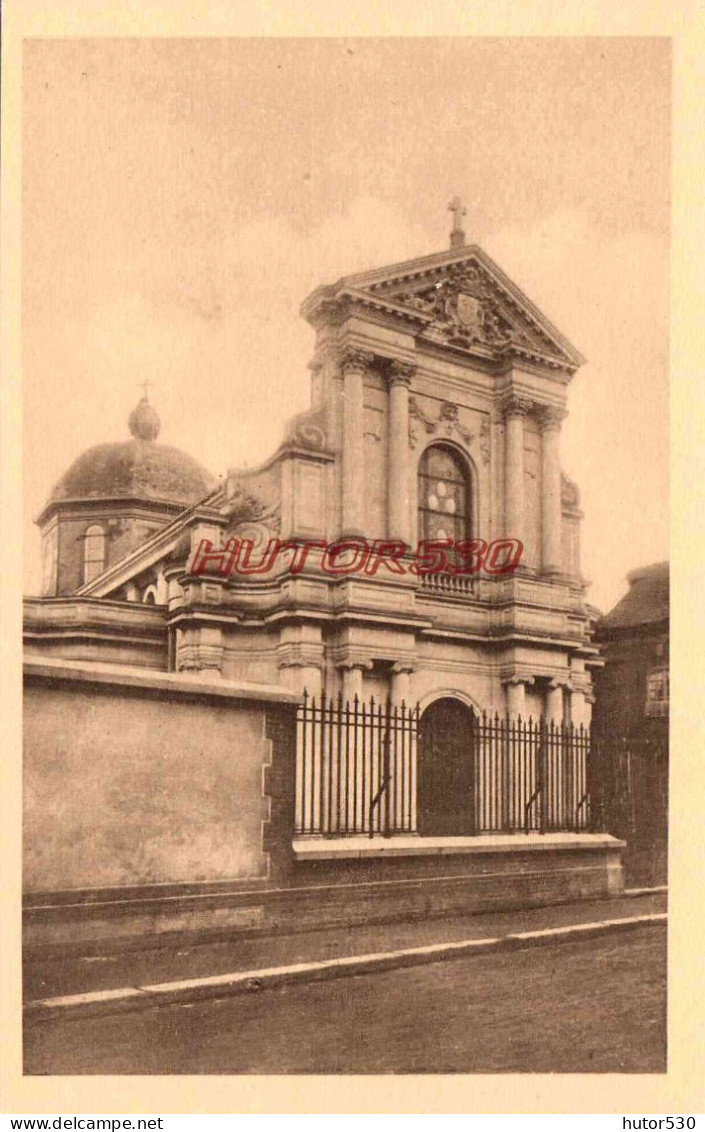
[418,697,476,835]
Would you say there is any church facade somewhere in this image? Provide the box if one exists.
[27,224,600,726]
[24,217,627,942]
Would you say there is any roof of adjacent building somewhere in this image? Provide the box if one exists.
[596,561,669,633]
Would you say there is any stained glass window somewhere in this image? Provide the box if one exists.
[418,444,470,549]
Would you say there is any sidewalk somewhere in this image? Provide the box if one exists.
[25,888,666,1009]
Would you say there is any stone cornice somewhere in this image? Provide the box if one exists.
[35,493,189,529]
[277,643,324,669]
[23,656,298,704]
[23,596,167,639]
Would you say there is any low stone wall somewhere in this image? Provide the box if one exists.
[23,659,298,913]
[23,658,625,952]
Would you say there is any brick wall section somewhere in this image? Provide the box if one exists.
[262,703,298,882]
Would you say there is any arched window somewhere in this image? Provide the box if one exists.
[83,524,105,584]
[418,443,471,547]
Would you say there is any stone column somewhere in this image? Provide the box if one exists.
[503,398,530,545]
[341,349,373,537]
[504,675,533,718]
[545,679,566,724]
[279,662,322,699]
[387,361,415,543]
[539,407,566,576]
[341,663,364,703]
[277,625,324,698]
[571,688,594,729]
[391,662,413,706]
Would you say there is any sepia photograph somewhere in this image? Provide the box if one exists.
[16,31,673,1084]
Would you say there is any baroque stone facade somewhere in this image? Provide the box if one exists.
[25,238,599,725]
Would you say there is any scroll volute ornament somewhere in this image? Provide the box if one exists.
[501,394,535,421]
[537,405,568,432]
[341,348,376,377]
[387,359,416,387]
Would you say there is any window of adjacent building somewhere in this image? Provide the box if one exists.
[83,524,105,584]
[418,444,471,552]
[41,527,58,595]
[645,667,669,717]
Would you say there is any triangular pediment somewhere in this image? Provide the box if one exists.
[302,245,584,372]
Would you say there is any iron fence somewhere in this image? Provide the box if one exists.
[296,692,418,836]
[295,692,593,838]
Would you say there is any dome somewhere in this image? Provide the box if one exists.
[48,397,217,508]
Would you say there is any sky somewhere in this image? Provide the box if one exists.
[22,37,670,612]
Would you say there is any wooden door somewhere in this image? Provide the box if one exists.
[418,698,475,835]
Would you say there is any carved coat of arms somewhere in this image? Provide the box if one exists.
[455,292,485,336]
[389,262,519,349]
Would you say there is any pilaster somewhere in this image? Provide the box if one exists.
[390,661,414,705]
[502,674,535,718]
[545,678,568,724]
[340,348,374,538]
[387,361,415,544]
[538,406,567,577]
[502,395,532,548]
[175,625,224,677]
[277,625,324,698]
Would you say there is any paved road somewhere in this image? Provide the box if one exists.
[24,891,666,1001]
[25,924,666,1075]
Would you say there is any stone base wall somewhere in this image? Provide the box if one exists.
[24,838,624,954]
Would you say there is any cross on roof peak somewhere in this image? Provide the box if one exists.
[139,379,155,400]
[448,196,467,249]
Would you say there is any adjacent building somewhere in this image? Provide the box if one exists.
[592,561,669,736]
